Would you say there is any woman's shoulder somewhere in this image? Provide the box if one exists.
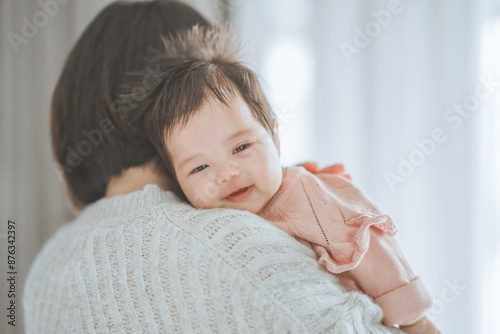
[24,190,398,334]
[152,203,301,245]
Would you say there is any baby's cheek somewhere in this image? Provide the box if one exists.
[176,180,199,206]
[267,173,282,200]
[263,167,282,205]
[255,172,281,209]
[183,180,220,209]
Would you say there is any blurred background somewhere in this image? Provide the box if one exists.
[1,0,499,333]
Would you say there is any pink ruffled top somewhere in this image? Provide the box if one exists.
[258,166,433,326]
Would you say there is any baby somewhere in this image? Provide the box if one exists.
[131,26,434,328]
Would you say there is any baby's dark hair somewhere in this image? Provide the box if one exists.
[125,25,276,178]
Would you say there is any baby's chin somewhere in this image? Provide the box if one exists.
[189,201,262,214]
[219,200,264,215]
[195,199,266,215]
[187,186,275,214]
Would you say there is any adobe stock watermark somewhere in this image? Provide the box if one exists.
[51,65,162,181]
[384,74,499,191]
[189,138,275,207]
[111,65,163,120]
[339,0,414,64]
[274,105,296,131]
[428,277,467,321]
[7,0,72,54]
[51,119,115,181]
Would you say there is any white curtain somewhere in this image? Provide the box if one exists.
[233,0,499,333]
[477,2,500,331]
[1,1,498,334]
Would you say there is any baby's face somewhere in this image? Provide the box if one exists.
[166,93,283,214]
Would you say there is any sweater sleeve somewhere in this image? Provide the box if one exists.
[157,205,403,333]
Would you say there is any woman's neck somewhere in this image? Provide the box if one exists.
[105,162,175,198]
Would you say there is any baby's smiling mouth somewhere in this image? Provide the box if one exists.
[225,186,253,201]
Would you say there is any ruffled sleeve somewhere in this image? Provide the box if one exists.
[258,166,433,326]
[259,166,397,273]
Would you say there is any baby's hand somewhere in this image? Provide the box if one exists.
[298,162,351,180]
[399,315,441,334]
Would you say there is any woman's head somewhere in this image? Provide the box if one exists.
[51,0,212,209]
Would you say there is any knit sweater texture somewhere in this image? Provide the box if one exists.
[23,184,402,333]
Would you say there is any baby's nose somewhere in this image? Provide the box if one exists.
[215,163,240,185]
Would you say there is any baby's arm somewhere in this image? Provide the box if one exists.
[301,164,435,329]
[299,162,351,180]
[338,228,433,327]
[399,315,441,333]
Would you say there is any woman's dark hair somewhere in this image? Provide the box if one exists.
[50,0,212,209]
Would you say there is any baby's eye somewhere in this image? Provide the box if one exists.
[233,144,250,154]
[191,165,208,174]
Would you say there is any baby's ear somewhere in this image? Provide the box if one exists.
[272,121,281,156]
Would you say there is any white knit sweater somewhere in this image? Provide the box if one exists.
[23,184,402,333]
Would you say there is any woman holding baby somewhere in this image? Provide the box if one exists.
[23,1,439,333]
